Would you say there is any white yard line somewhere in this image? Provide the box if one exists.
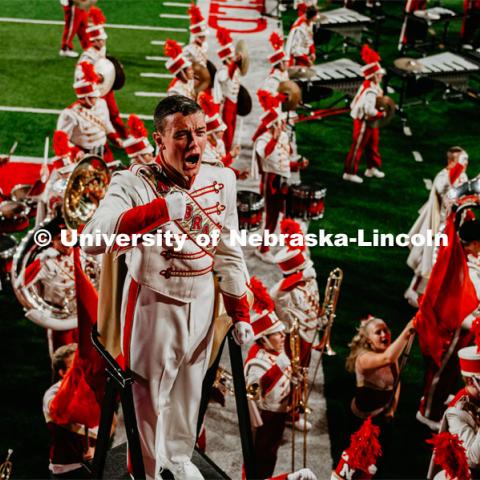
[151,40,184,46]
[163,2,191,7]
[134,92,167,98]
[0,105,152,120]
[159,13,189,19]
[9,155,44,164]
[146,55,168,61]
[0,17,187,32]
[140,73,173,79]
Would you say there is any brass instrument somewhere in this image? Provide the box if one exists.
[289,319,309,471]
[0,449,13,480]
[316,267,343,356]
[213,367,235,395]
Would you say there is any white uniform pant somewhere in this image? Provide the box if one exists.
[121,273,215,479]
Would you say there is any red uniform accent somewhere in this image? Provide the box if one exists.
[222,98,237,152]
[462,0,480,44]
[51,329,79,353]
[222,292,251,325]
[344,119,382,175]
[260,363,284,394]
[103,91,128,139]
[123,277,140,369]
[61,4,90,51]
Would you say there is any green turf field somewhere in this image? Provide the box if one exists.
[1,0,479,478]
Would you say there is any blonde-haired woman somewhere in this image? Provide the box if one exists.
[346,316,415,471]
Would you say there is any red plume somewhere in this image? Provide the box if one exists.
[249,276,274,314]
[269,32,284,50]
[79,62,99,84]
[188,3,204,24]
[427,432,471,480]
[297,3,307,17]
[216,27,232,46]
[257,89,278,111]
[164,39,183,59]
[128,115,148,139]
[361,44,381,65]
[344,417,382,474]
[197,92,219,117]
[280,218,305,251]
[53,130,72,157]
[89,6,106,25]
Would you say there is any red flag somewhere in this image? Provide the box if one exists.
[50,246,105,428]
[415,213,478,366]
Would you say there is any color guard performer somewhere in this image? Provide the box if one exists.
[82,95,253,480]
[213,28,241,152]
[123,115,155,165]
[346,316,415,462]
[164,40,196,100]
[59,0,92,57]
[43,343,97,479]
[184,3,208,68]
[75,6,128,138]
[245,278,291,479]
[261,32,289,94]
[57,62,123,163]
[285,6,318,67]
[343,44,386,184]
[405,147,469,307]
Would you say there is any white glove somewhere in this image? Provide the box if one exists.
[287,468,318,480]
[303,266,316,280]
[232,321,254,346]
[276,352,290,372]
[165,191,187,220]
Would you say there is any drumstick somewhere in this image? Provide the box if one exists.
[8,141,18,157]
[41,136,49,183]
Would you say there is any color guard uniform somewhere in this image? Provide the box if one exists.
[82,160,250,479]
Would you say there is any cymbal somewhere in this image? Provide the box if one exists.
[288,66,317,80]
[235,40,249,76]
[278,81,302,111]
[374,96,396,128]
[394,57,425,73]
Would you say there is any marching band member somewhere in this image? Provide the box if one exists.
[75,6,128,138]
[252,91,307,264]
[261,32,289,95]
[462,0,480,48]
[123,114,155,165]
[397,0,427,51]
[197,92,247,179]
[405,147,469,307]
[271,218,323,371]
[343,44,386,184]
[431,344,480,479]
[184,3,208,68]
[346,316,415,459]
[213,27,241,152]
[82,95,253,480]
[331,417,382,480]
[164,40,196,100]
[285,6,318,67]
[43,343,97,479]
[245,276,291,479]
[57,62,123,163]
[59,0,91,58]
[417,210,480,430]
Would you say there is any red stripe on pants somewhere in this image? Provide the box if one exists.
[261,173,285,253]
[123,278,140,369]
[61,5,89,50]
[344,119,382,175]
[222,98,237,152]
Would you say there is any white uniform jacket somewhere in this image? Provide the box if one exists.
[245,347,291,413]
[184,42,208,67]
[82,161,248,303]
[57,99,115,150]
[271,274,321,343]
[167,78,196,100]
[286,20,314,60]
[255,130,292,177]
[350,81,382,121]
[213,64,240,105]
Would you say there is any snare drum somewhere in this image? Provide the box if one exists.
[0,201,30,233]
[0,233,17,288]
[287,183,327,221]
[11,184,37,218]
[237,191,264,231]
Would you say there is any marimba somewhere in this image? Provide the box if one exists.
[317,7,372,42]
